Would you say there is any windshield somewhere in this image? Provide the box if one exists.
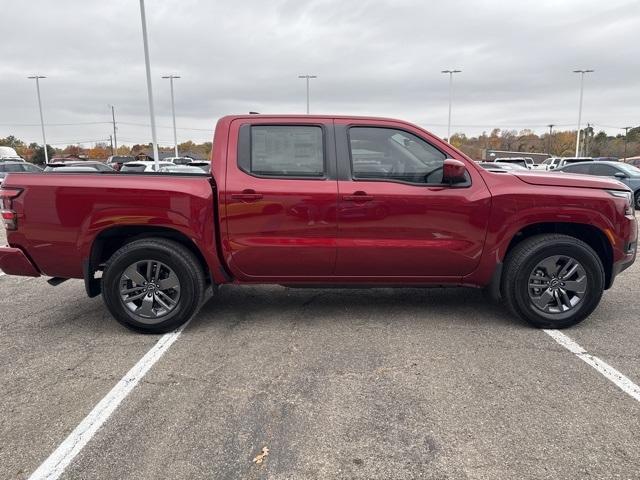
[617,163,640,176]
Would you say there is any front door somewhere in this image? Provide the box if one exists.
[223,119,338,279]
[334,121,491,278]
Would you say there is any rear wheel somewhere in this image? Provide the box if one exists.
[635,191,640,210]
[502,234,604,329]
[102,238,206,333]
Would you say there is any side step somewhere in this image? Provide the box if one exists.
[47,277,69,286]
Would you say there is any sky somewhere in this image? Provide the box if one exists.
[1,0,639,148]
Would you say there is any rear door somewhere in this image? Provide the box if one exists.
[334,119,491,278]
[223,118,338,279]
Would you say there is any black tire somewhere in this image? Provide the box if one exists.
[501,234,605,329]
[635,191,640,210]
[102,238,206,333]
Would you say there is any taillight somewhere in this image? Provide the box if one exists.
[0,188,23,230]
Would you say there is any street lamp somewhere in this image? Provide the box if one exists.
[162,75,181,157]
[573,69,594,157]
[623,126,631,161]
[298,75,317,114]
[441,69,461,143]
[547,124,554,156]
[27,75,48,163]
[139,0,159,169]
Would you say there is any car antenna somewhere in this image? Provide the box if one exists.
[249,111,260,115]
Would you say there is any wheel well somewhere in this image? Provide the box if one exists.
[504,222,614,288]
[87,226,210,288]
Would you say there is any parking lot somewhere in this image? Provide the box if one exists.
[1,224,639,480]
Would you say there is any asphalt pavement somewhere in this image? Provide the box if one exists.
[1,225,640,479]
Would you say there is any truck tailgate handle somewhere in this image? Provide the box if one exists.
[231,190,263,202]
[343,191,374,202]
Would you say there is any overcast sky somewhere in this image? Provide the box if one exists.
[1,0,638,147]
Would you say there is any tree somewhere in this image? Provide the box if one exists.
[31,145,56,165]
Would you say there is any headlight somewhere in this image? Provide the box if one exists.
[606,189,634,215]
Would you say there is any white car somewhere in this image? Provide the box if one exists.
[120,161,174,173]
[163,156,194,165]
[159,165,207,174]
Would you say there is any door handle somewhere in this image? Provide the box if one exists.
[343,191,374,202]
[231,190,263,202]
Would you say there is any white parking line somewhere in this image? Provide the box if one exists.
[544,329,640,403]
[28,321,190,480]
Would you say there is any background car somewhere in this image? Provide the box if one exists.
[163,156,194,165]
[625,156,640,168]
[159,164,208,174]
[44,161,115,172]
[557,161,640,208]
[0,161,42,185]
[106,155,136,171]
[477,162,529,172]
[120,161,174,172]
[538,157,562,170]
[180,160,210,172]
[494,157,533,169]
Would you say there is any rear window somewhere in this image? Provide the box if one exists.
[0,164,25,173]
[243,125,324,177]
[121,164,146,173]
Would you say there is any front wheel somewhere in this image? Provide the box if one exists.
[635,191,640,210]
[102,238,206,333]
[501,234,605,329]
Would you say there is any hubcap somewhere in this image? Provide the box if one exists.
[528,255,587,314]
[119,260,181,323]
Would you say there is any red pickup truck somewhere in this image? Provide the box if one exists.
[0,115,637,333]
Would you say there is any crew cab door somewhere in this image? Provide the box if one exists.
[334,120,491,278]
[222,118,338,279]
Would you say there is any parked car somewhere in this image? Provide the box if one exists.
[0,161,42,185]
[478,162,528,172]
[106,155,136,171]
[557,161,640,209]
[593,157,618,162]
[625,156,640,168]
[538,157,561,170]
[0,146,24,162]
[120,161,174,172]
[0,114,636,334]
[494,157,534,169]
[159,165,208,174]
[164,156,194,165]
[187,161,212,172]
[44,161,115,172]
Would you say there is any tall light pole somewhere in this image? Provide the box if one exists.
[441,69,461,143]
[110,105,118,154]
[298,75,317,114]
[27,75,48,163]
[623,126,631,161]
[162,75,181,157]
[139,0,159,168]
[573,69,594,157]
[547,124,554,155]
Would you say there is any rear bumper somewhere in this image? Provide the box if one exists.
[0,246,40,277]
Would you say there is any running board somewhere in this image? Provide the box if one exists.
[47,277,69,286]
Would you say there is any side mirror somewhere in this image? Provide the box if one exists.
[614,172,627,179]
[442,159,468,184]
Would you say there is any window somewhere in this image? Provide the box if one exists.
[348,127,446,184]
[248,125,324,177]
[564,163,592,174]
[591,164,618,177]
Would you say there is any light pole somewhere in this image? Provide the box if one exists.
[573,69,594,157]
[298,75,317,114]
[547,124,554,155]
[162,75,181,157]
[441,69,461,143]
[27,75,48,163]
[110,105,118,154]
[623,126,631,161]
[139,0,159,168]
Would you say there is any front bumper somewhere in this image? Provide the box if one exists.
[0,246,40,277]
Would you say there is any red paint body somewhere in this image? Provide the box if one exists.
[0,115,637,291]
